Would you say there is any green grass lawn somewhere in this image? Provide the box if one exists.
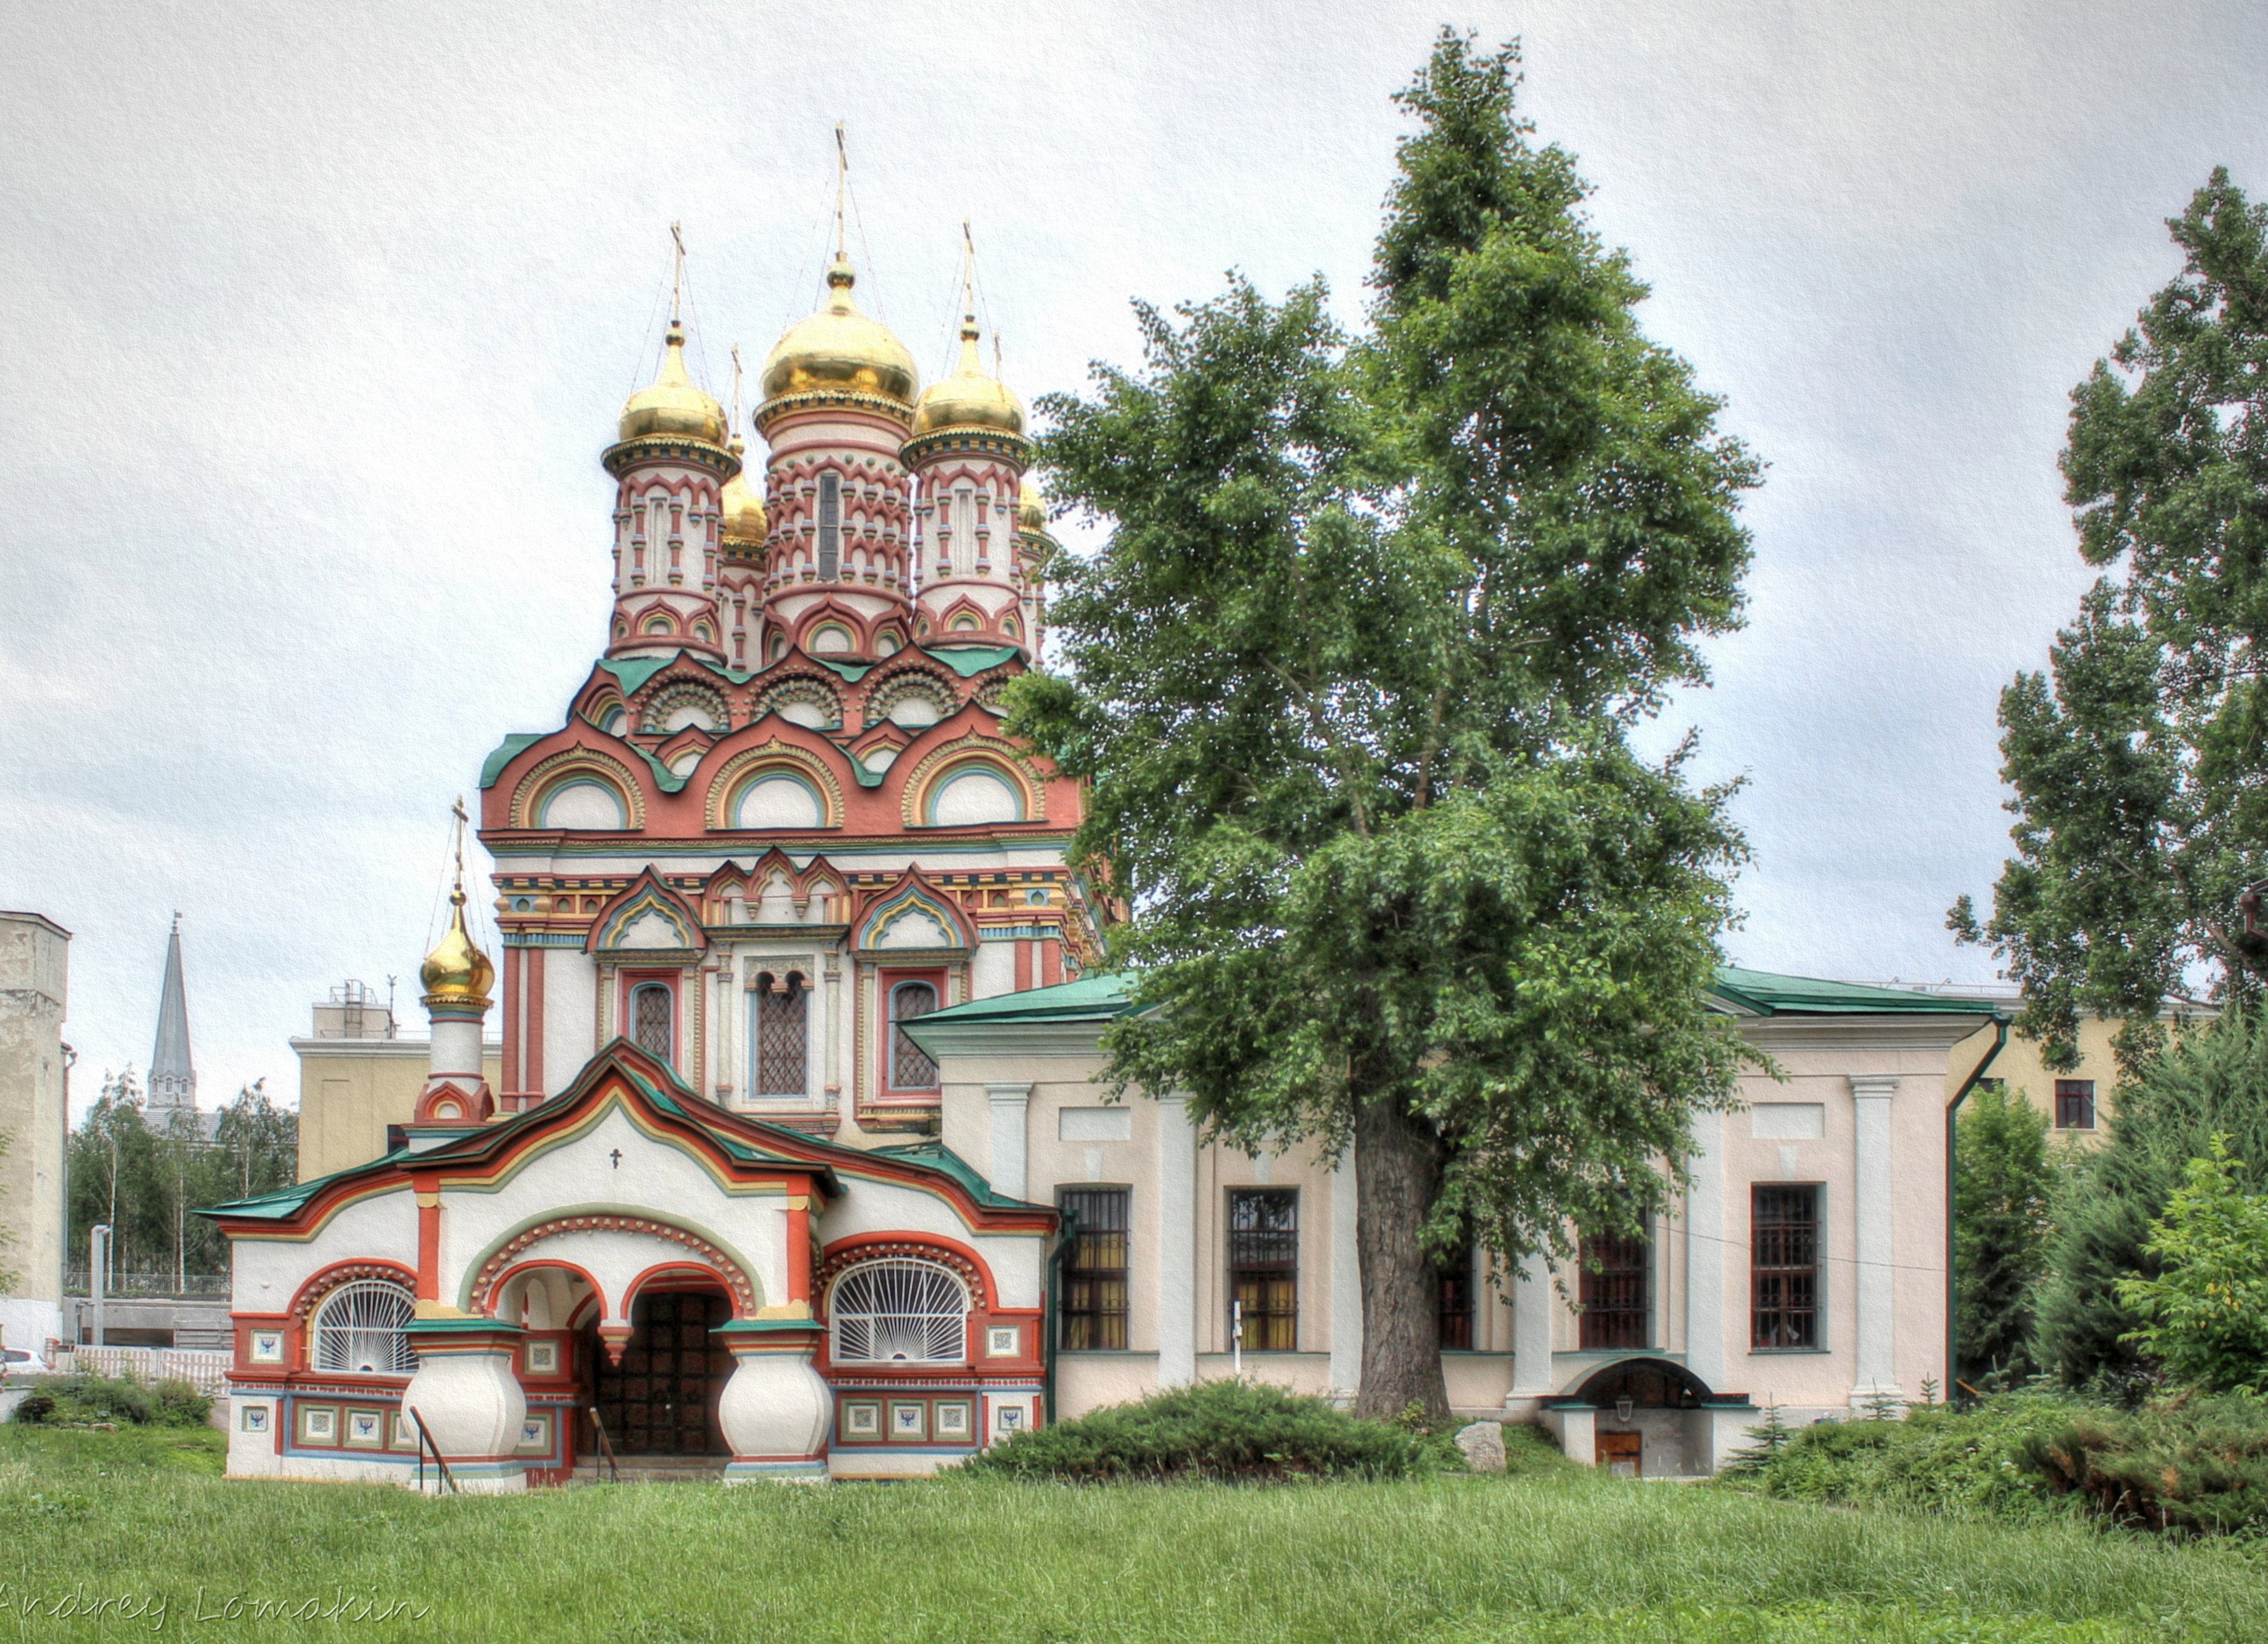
[3,1428,2264,1642]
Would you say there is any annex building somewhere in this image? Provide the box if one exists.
[206,246,2005,1488]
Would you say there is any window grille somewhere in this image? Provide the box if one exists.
[2054,1080,2096,1131]
[889,981,939,1090]
[632,982,674,1064]
[1578,1232,1650,1350]
[1436,1246,1475,1350]
[829,1258,968,1363]
[753,973,808,1096]
[310,1279,416,1375]
[1751,1185,1820,1350]
[1228,1188,1298,1351]
[1060,1188,1130,1350]
[818,473,840,580]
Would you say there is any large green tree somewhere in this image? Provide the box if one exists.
[1952,1082,2055,1387]
[1952,172,2268,1070]
[1010,32,1758,1416]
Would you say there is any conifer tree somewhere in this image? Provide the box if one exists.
[1012,32,1758,1416]
[1954,1082,2055,1386]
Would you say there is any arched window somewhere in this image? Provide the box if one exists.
[829,1258,967,1363]
[632,982,674,1063]
[541,779,627,831]
[309,1279,416,1375]
[889,981,939,1090]
[735,774,824,829]
[818,473,841,580]
[752,972,808,1097]
[928,766,1022,827]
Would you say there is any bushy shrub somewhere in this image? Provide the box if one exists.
[1719,1389,2268,1536]
[957,1378,1460,1482]
[8,1373,210,1429]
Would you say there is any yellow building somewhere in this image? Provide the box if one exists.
[291,981,500,1180]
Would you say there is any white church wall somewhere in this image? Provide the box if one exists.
[543,949,597,1098]
[230,1190,417,1315]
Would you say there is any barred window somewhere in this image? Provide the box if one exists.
[1751,1185,1820,1350]
[1060,1188,1130,1350]
[818,473,841,580]
[632,982,674,1065]
[829,1258,967,1363]
[1436,1246,1475,1350]
[2054,1080,2096,1131]
[752,972,808,1096]
[889,981,939,1091]
[1228,1189,1298,1352]
[309,1279,416,1375]
[1578,1231,1650,1351]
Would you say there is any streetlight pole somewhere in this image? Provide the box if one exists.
[89,1223,111,1350]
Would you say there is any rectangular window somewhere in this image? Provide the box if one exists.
[1436,1247,1475,1350]
[1059,1188,1130,1351]
[2055,1080,2096,1131]
[1751,1185,1820,1350]
[1578,1231,1650,1350]
[818,473,840,580]
[1228,1189,1298,1352]
[750,972,808,1097]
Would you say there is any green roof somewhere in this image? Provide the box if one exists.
[1710,967,2006,1017]
[479,732,547,790]
[868,1141,1045,1210]
[914,972,1138,1027]
[921,644,1020,677]
[597,656,676,696]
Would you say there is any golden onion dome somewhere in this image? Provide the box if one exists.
[1019,478,1047,533]
[719,436,768,552]
[620,319,727,445]
[760,257,919,409]
[911,315,1025,438]
[419,890,496,1003]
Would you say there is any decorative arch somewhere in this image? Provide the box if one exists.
[587,869,707,956]
[851,869,978,954]
[511,747,646,831]
[414,1080,494,1125]
[750,674,843,730]
[864,667,958,729]
[484,1259,607,1329]
[581,689,629,735]
[639,679,730,735]
[899,736,1046,827]
[469,1214,757,1318]
[706,742,845,831]
[1568,1356,1717,1408]
[287,1259,419,1324]
[816,1236,991,1316]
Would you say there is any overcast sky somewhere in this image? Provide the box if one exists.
[4,0,2264,1115]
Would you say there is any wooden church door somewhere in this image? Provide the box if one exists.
[592,1288,733,1455]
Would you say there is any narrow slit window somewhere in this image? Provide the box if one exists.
[818,473,841,580]
[1059,1188,1130,1350]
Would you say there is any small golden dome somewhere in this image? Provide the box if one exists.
[912,315,1025,438]
[760,258,920,409]
[620,320,727,445]
[1019,479,1047,533]
[420,891,496,1003]
[720,436,768,551]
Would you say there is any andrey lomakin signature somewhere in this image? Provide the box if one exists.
[0,1584,432,1629]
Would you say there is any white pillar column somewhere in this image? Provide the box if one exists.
[1850,1075,1901,1408]
[987,1083,1032,1200]
[1683,1107,1727,1392]
[1328,1153,1361,1403]
[1505,1247,1556,1414]
[1155,1094,1197,1388]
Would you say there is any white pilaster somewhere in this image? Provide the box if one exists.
[1156,1094,1197,1387]
[1328,1153,1361,1401]
[1505,1247,1556,1410]
[987,1083,1032,1201]
[1850,1075,1901,1407]
[1683,1107,1727,1392]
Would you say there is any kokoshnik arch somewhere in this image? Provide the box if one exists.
[201,237,2008,1489]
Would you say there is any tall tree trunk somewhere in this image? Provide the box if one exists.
[1353,1091,1451,1420]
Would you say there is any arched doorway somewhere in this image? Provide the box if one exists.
[589,1284,734,1458]
[1572,1358,1715,1478]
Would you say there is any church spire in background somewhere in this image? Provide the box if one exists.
[148,913,197,1114]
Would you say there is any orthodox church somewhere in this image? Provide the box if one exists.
[207,236,2006,1489]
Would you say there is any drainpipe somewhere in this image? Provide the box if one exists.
[1945,1016,2008,1408]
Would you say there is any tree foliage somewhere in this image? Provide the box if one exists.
[65,1072,295,1285]
[1952,171,2268,1070]
[2033,1011,2268,1392]
[1954,1083,2056,1387]
[1010,31,1758,1415]
[2115,1136,2268,1393]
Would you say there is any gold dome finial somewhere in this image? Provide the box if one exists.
[756,130,920,417]
[720,343,768,554]
[421,799,495,1003]
[911,222,1025,438]
[1019,477,1048,533]
[618,223,728,445]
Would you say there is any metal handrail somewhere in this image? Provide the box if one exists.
[587,1406,620,1484]
[409,1406,457,1495]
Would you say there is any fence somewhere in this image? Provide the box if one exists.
[64,1269,229,1299]
[53,1345,233,1397]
